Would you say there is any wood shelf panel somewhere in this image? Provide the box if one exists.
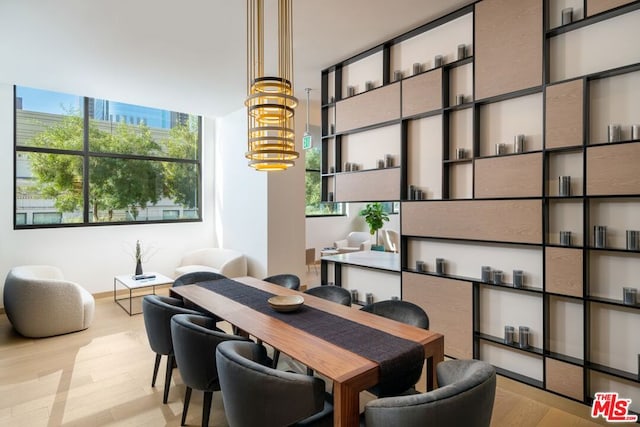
[546,358,584,401]
[401,68,443,117]
[334,168,400,202]
[587,0,636,17]
[335,83,401,133]
[587,143,640,195]
[475,0,543,100]
[474,153,543,198]
[402,200,543,244]
[545,247,584,298]
[545,79,584,150]
[402,272,473,359]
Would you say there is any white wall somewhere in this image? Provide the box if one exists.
[0,83,217,303]
[216,107,306,280]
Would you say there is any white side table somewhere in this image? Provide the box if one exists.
[113,272,174,315]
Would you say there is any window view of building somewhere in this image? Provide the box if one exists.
[305,146,344,216]
[14,86,202,227]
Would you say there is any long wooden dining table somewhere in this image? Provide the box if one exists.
[170,276,444,427]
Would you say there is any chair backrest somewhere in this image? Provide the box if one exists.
[173,271,227,287]
[360,300,429,329]
[216,340,327,427]
[364,359,496,427]
[304,286,351,306]
[347,231,371,246]
[141,295,200,356]
[263,273,300,290]
[170,314,247,392]
[381,229,399,253]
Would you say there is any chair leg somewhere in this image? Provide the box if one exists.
[202,391,213,427]
[272,349,280,368]
[181,386,192,426]
[151,353,161,387]
[163,354,174,404]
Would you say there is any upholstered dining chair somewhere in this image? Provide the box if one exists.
[304,285,352,307]
[141,295,201,404]
[216,340,334,427]
[362,359,497,427]
[360,300,430,396]
[170,314,250,427]
[263,273,301,367]
[360,300,429,330]
[263,273,301,290]
[172,271,227,287]
[172,271,227,318]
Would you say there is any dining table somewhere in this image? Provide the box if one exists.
[170,276,444,427]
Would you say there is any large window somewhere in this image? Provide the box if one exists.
[305,146,344,216]
[14,86,202,227]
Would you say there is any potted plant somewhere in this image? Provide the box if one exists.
[359,202,389,251]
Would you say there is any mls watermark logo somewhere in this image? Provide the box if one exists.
[591,392,638,422]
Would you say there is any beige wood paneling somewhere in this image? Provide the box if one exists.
[403,272,473,359]
[402,200,543,244]
[586,143,640,195]
[402,68,442,117]
[587,0,635,16]
[335,168,400,202]
[475,0,543,100]
[475,153,543,198]
[545,79,584,149]
[335,83,401,133]
[546,358,584,401]
[545,247,583,298]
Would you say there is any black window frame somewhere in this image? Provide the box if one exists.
[13,86,203,229]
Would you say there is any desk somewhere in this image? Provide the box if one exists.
[171,276,444,427]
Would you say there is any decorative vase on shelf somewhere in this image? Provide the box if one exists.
[134,239,143,275]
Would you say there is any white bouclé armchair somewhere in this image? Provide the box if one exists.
[3,265,95,338]
[174,248,247,278]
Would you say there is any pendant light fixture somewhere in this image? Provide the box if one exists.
[245,0,299,171]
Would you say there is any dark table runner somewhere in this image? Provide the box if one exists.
[196,279,425,396]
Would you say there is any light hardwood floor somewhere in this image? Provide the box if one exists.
[0,276,607,427]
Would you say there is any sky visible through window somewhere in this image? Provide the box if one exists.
[16,87,81,115]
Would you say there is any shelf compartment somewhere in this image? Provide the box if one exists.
[476,332,544,356]
[335,82,400,133]
[401,68,442,117]
[546,247,584,298]
[475,0,543,100]
[478,340,544,387]
[587,142,640,195]
[406,115,443,200]
[334,168,400,202]
[403,272,473,359]
[494,366,544,389]
[548,295,585,360]
[402,199,543,244]
[588,250,640,301]
[474,152,543,198]
[546,358,584,401]
[587,0,637,17]
[545,79,584,149]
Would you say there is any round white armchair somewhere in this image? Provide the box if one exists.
[3,265,95,338]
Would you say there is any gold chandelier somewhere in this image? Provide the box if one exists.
[245,0,299,171]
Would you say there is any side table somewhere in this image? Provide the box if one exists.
[113,272,174,315]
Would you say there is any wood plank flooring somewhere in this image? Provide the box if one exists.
[0,278,607,427]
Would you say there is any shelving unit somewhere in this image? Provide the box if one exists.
[320,0,640,413]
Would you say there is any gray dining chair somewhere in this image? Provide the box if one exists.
[262,273,301,367]
[141,295,202,404]
[304,285,352,306]
[303,285,352,376]
[263,273,301,290]
[360,300,429,396]
[360,300,429,330]
[170,313,250,427]
[363,359,496,427]
[216,340,334,427]
[172,271,227,319]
